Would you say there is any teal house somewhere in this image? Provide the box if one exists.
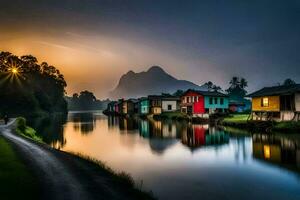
[139,97,150,114]
[203,91,229,114]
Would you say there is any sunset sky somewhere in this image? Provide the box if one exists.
[1,0,300,98]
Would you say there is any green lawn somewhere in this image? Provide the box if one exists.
[222,114,250,124]
[0,136,39,200]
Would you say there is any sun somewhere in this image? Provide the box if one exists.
[11,68,18,74]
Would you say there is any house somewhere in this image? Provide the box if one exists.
[180,89,229,117]
[139,97,150,115]
[229,99,251,113]
[122,99,138,115]
[148,95,163,114]
[247,84,300,121]
[107,101,117,113]
[161,96,180,112]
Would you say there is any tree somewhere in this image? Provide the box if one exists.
[173,90,184,97]
[0,51,68,115]
[226,76,248,101]
[283,78,296,86]
[204,81,222,92]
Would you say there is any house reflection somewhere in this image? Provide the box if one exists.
[252,134,300,171]
[118,117,139,132]
[181,124,229,150]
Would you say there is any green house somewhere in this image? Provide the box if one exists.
[203,92,229,114]
[139,97,150,114]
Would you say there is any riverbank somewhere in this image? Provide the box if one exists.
[1,119,155,200]
[220,114,300,133]
[0,135,39,200]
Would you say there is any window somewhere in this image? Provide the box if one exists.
[196,96,199,102]
[220,98,224,105]
[168,105,172,110]
[209,97,213,104]
[187,97,190,103]
[214,98,218,104]
[261,97,269,107]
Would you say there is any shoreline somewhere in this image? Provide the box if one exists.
[1,118,155,200]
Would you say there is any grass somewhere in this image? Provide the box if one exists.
[153,111,188,120]
[222,114,250,124]
[15,117,43,143]
[69,152,156,199]
[273,121,300,132]
[0,136,39,200]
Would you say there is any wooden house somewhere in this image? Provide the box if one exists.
[107,101,117,113]
[247,84,300,121]
[180,89,229,117]
[148,95,163,114]
[122,99,138,115]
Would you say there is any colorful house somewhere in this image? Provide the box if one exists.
[139,97,150,114]
[107,101,117,113]
[161,96,180,112]
[180,89,229,117]
[122,99,138,115]
[247,84,300,121]
[229,99,251,113]
[148,95,163,114]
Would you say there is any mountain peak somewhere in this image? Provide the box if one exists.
[147,66,165,73]
[110,65,207,99]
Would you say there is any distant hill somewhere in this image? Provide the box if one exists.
[110,66,207,99]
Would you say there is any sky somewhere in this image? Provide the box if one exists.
[0,0,300,99]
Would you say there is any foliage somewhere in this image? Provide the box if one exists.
[283,78,296,86]
[0,136,39,200]
[173,90,184,97]
[204,81,222,92]
[66,90,110,110]
[0,51,67,115]
[273,121,300,132]
[16,117,43,143]
[226,76,248,101]
[222,114,249,123]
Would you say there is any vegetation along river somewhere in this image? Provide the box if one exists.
[28,110,300,200]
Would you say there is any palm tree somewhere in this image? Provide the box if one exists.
[229,77,239,88]
[283,78,296,86]
[240,78,248,89]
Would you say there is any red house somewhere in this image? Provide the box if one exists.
[180,90,206,117]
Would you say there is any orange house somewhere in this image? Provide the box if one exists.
[248,84,300,121]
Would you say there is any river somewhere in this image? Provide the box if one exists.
[28,110,300,200]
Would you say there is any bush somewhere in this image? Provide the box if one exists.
[16,117,26,132]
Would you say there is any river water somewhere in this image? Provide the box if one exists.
[29,111,300,200]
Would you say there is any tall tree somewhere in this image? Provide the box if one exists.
[283,78,296,86]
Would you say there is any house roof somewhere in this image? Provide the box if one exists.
[247,84,300,97]
[182,89,228,97]
[148,95,180,100]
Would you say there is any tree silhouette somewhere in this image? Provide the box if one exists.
[0,51,67,115]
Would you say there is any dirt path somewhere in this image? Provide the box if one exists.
[0,120,153,200]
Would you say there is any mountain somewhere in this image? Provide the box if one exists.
[110,66,207,99]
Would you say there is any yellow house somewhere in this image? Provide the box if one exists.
[248,84,300,121]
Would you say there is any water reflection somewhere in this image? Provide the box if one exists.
[29,112,300,200]
[27,114,67,149]
[252,133,300,172]
[68,112,97,134]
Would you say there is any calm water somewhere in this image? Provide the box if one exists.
[29,111,300,200]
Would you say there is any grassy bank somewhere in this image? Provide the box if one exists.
[15,117,43,143]
[152,111,188,120]
[13,117,155,199]
[221,114,300,133]
[0,136,39,200]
